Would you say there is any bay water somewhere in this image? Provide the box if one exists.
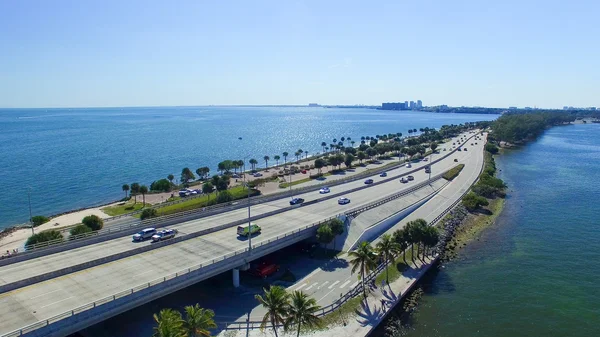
[0,107,496,229]
[402,123,600,337]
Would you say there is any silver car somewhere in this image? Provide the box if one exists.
[133,228,157,242]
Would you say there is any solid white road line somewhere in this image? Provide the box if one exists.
[39,296,73,309]
[134,270,154,277]
[328,281,340,289]
[339,280,351,289]
[305,283,318,290]
[350,281,359,288]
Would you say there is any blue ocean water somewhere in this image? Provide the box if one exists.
[0,107,496,228]
[405,123,600,337]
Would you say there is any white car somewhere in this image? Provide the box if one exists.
[338,197,351,205]
[253,172,263,177]
[132,228,157,242]
[405,163,412,168]
[319,187,330,194]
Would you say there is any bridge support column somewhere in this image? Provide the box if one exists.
[232,268,240,288]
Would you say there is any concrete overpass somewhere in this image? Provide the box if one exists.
[0,132,485,337]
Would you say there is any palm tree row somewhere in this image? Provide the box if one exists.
[255,286,322,337]
[348,219,440,297]
[152,304,217,337]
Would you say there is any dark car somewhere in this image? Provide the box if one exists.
[364,179,374,184]
[289,198,305,205]
[454,158,458,162]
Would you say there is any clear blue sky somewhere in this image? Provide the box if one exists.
[1,0,599,108]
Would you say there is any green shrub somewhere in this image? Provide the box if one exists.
[150,179,172,192]
[472,183,498,198]
[140,208,158,220]
[31,215,50,227]
[26,230,63,247]
[485,143,499,154]
[443,164,465,180]
[82,215,104,231]
[70,224,92,236]
[462,193,489,212]
[216,190,233,203]
[480,173,506,189]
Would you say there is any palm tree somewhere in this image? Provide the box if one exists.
[283,152,289,166]
[181,304,217,337]
[140,185,149,206]
[285,291,321,337]
[392,229,410,265]
[351,140,355,147]
[274,155,281,167]
[376,234,400,284]
[255,286,290,337]
[152,308,185,337]
[340,137,345,145]
[130,182,140,204]
[294,151,301,163]
[347,137,351,146]
[249,158,258,171]
[264,155,270,169]
[167,174,175,185]
[122,184,130,199]
[321,141,327,153]
[348,241,377,298]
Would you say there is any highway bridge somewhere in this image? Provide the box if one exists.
[0,131,485,337]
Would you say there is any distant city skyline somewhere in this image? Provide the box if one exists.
[1,0,599,109]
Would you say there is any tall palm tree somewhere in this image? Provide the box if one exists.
[294,151,301,163]
[130,182,140,204]
[347,137,351,146]
[255,286,290,337]
[283,152,289,166]
[167,174,175,185]
[274,155,281,167]
[140,185,149,206]
[321,141,327,153]
[181,304,217,337]
[392,229,410,265]
[122,184,130,199]
[348,241,377,298]
[249,158,258,171]
[264,155,270,169]
[340,137,345,145]
[285,291,321,337]
[152,309,185,337]
[376,234,400,284]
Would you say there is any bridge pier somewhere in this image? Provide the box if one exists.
[232,268,240,288]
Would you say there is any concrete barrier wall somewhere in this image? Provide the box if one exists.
[346,186,442,251]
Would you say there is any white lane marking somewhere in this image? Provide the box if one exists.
[29,289,61,300]
[339,280,351,289]
[39,296,73,309]
[350,281,359,288]
[305,283,318,290]
[134,270,154,277]
[295,283,308,291]
[317,281,329,289]
[328,281,340,289]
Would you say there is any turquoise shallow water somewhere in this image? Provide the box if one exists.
[403,123,600,337]
[0,107,496,228]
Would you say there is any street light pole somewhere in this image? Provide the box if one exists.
[242,155,252,253]
[28,188,34,235]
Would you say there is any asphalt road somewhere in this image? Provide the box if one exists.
[0,131,482,335]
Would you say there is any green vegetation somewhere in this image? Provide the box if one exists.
[442,164,465,181]
[31,215,50,227]
[70,224,92,236]
[315,219,344,250]
[491,112,575,143]
[484,143,499,154]
[140,208,158,220]
[26,230,63,247]
[122,184,129,199]
[348,242,378,298]
[462,192,489,211]
[254,286,322,337]
[139,185,149,205]
[180,167,196,185]
[375,234,401,284]
[153,186,259,217]
[130,182,140,204]
[82,214,104,231]
[150,178,172,192]
[102,200,149,216]
[152,304,216,337]
[319,296,361,327]
[375,248,412,285]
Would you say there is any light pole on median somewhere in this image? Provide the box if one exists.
[242,154,253,253]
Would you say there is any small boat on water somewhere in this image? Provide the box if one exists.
[238,137,242,140]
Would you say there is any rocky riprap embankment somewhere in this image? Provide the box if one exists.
[435,205,469,262]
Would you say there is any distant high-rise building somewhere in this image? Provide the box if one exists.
[404,101,409,108]
[382,102,407,110]
[409,101,416,109]
[417,100,423,109]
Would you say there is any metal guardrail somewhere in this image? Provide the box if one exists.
[0,213,344,337]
